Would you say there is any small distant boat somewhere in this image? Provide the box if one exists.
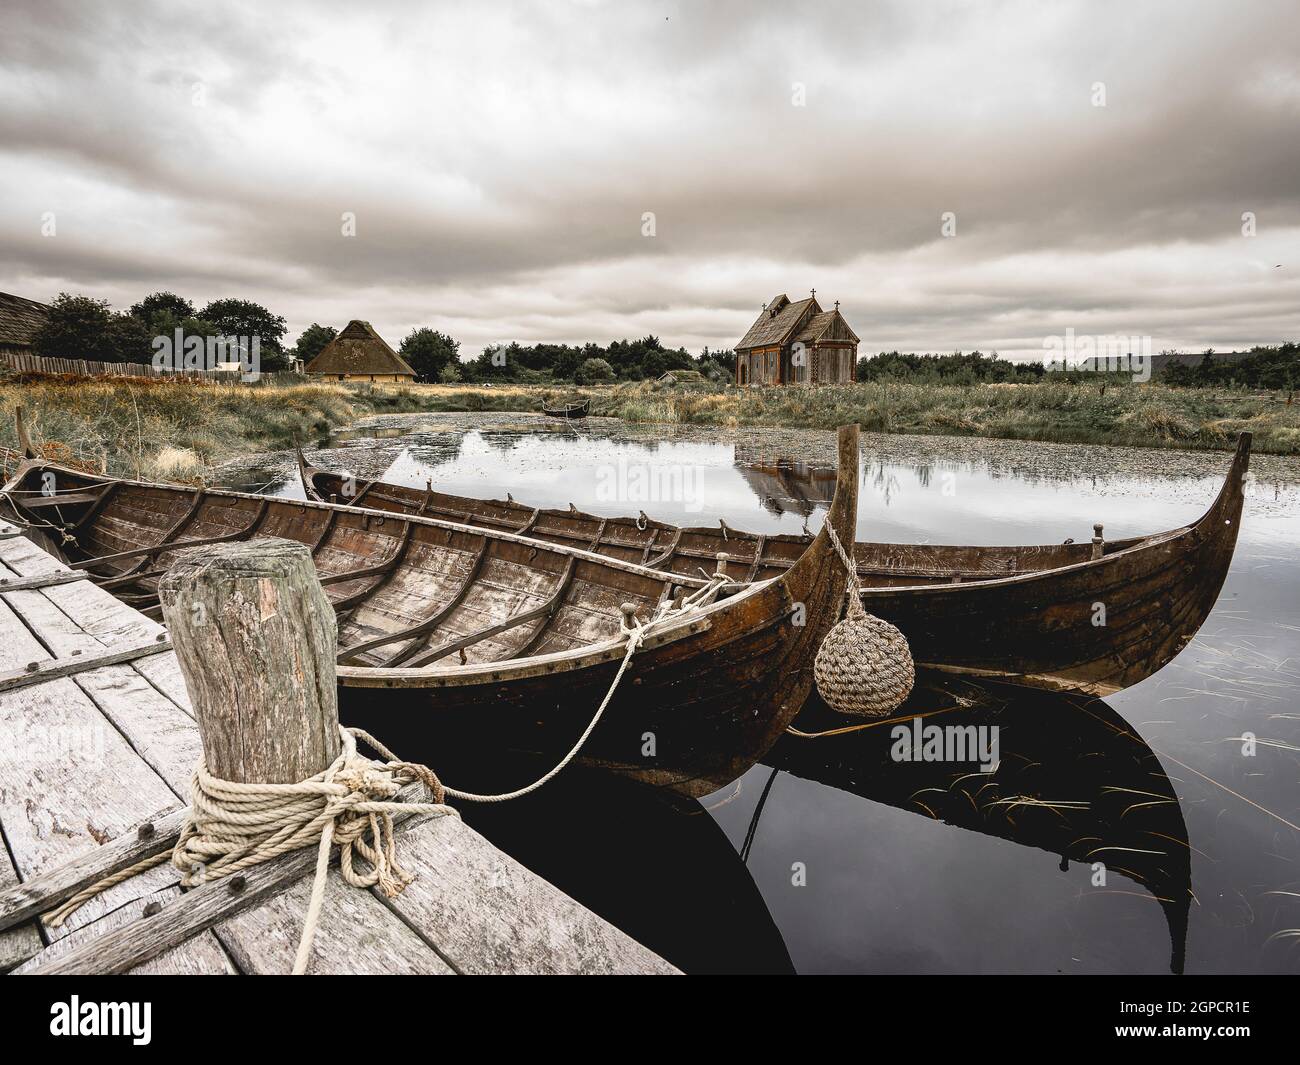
[1,423,862,797]
[541,398,590,419]
[296,433,1253,698]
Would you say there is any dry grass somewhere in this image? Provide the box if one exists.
[1,375,1295,484]
[590,379,1300,454]
[0,376,442,480]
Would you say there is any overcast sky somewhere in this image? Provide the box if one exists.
[1,0,1297,360]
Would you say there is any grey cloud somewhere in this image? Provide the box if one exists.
[0,0,1297,359]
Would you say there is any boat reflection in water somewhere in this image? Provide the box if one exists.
[766,677,1192,974]
[341,728,796,974]
[349,674,1190,974]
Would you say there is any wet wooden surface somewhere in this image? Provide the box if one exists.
[0,519,676,975]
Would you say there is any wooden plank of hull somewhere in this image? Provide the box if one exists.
[340,589,801,796]
[299,455,1123,585]
[302,432,1252,696]
[1,426,861,795]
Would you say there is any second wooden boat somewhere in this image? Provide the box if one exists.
[541,398,590,419]
[1,424,861,796]
[298,432,1252,697]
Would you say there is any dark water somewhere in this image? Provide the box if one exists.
[223,416,1300,974]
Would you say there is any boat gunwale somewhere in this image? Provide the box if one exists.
[300,430,1250,600]
[0,462,799,686]
[4,460,718,589]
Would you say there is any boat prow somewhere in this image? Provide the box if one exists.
[902,432,1251,695]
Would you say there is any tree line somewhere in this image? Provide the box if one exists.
[28,291,734,384]
[855,350,1047,384]
[29,290,1296,388]
[1161,344,1298,390]
[454,336,732,384]
[33,292,294,371]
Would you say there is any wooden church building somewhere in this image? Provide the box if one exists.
[734,292,859,386]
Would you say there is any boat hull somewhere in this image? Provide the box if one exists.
[302,432,1252,697]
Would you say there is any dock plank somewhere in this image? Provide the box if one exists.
[12,888,235,975]
[386,815,679,975]
[0,595,52,672]
[217,872,455,975]
[0,677,230,972]
[0,847,43,973]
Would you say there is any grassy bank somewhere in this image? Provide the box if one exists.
[0,378,449,480]
[1,376,1295,483]
[593,380,1300,454]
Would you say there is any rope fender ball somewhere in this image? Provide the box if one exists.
[814,523,915,717]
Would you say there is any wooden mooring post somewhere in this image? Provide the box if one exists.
[158,538,341,784]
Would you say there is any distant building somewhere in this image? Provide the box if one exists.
[734,292,859,386]
[304,320,416,382]
[657,369,707,385]
[0,292,51,357]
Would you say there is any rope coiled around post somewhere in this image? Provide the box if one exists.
[47,725,460,974]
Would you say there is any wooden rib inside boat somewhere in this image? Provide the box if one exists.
[0,424,863,796]
[298,431,1252,697]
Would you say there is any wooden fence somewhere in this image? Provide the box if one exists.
[0,350,300,385]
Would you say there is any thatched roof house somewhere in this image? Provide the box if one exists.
[0,292,51,356]
[734,292,859,386]
[304,320,416,382]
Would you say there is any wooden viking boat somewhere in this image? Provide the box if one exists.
[541,398,590,419]
[298,432,1252,697]
[0,424,861,797]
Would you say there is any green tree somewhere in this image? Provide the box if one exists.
[144,309,221,361]
[32,293,116,360]
[576,357,614,384]
[438,362,462,383]
[399,327,460,382]
[129,291,195,329]
[105,313,155,364]
[294,323,338,366]
[199,299,287,350]
[199,298,289,371]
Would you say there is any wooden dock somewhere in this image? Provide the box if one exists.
[0,519,676,975]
